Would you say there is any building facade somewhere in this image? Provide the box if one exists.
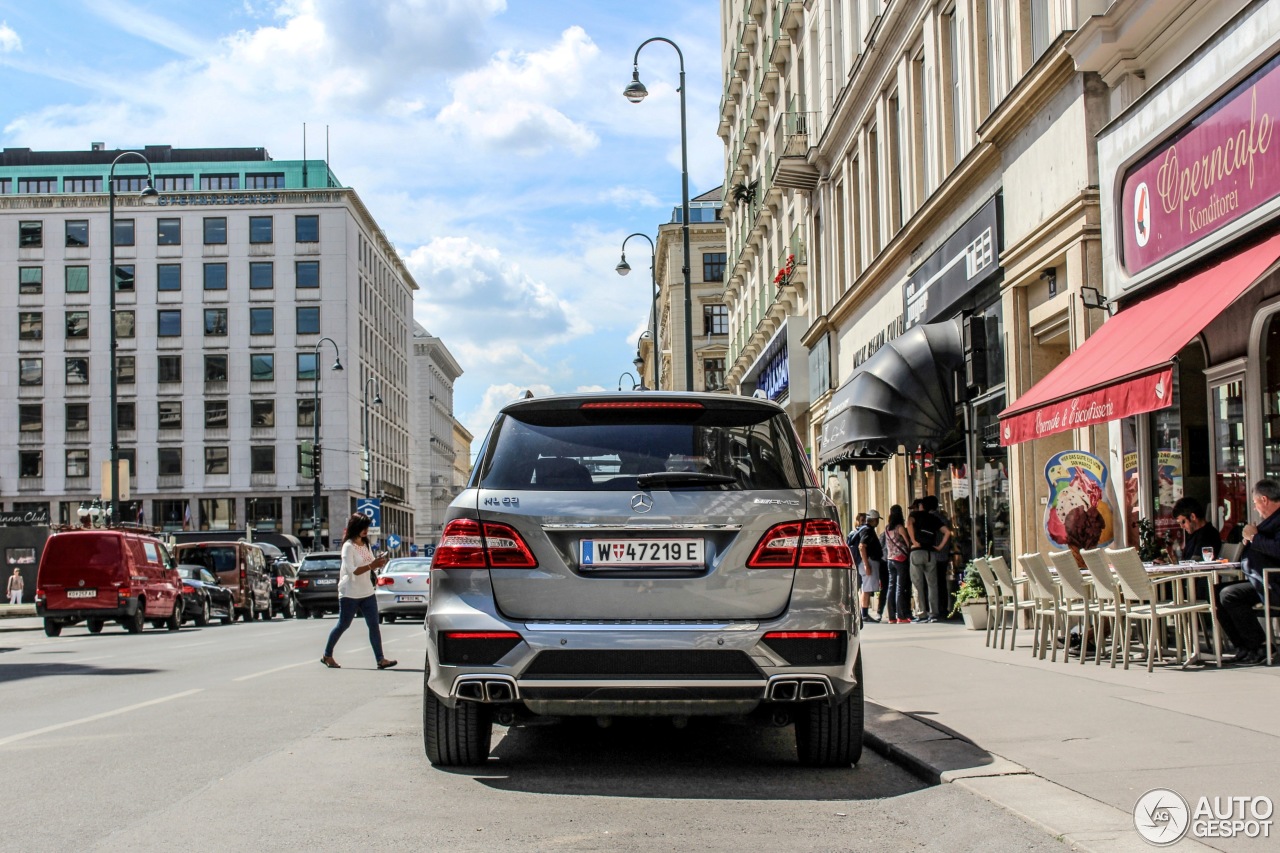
[409,323,463,546]
[0,145,423,550]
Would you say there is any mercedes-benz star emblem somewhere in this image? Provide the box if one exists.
[630,494,653,513]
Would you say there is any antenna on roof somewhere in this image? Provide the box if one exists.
[302,122,307,188]
[325,125,330,187]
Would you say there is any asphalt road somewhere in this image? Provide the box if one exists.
[0,615,1063,852]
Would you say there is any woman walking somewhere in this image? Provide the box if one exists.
[882,505,913,623]
[320,513,397,670]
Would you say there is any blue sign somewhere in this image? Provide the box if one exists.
[356,498,381,529]
[760,340,789,401]
[386,533,402,550]
[409,544,418,556]
[422,544,436,559]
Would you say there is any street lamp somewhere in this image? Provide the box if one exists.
[617,232,659,390]
[363,377,383,498]
[625,37,693,390]
[107,152,159,523]
[310,337,343,547]
[617,371,639,391]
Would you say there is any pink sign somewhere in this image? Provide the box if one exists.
[1121,52,1280,273]
[1000,367,1174,447]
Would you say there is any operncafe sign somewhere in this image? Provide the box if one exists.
[903,194,1003,329]
[1121,50,1280,274]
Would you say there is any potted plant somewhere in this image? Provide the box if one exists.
[949,562,988,630]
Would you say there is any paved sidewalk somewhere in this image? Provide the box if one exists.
[0,604,36,619]
[860,619,1279,852]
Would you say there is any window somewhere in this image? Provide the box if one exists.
[157,175,193,191]
[117,355,135,384]
[249,216,273,243]
[19,450,42,478]
[158,309,182,336]
[250,307,274,335]
[251,446,276,474]
[295,215,320,242]
[114,264,135,292]
[19,312,42,341]
[113,219,135,246]
[19,404,42,433]
[704,304,728,336]
[246,173,285,189]
[203,217,227,245]
[200,174,239,190]
[18,178,55,193]
[295,260,320,289]
[204,354,228,382]
[297,398,316,427]
[251,399,275,428]
[115,310,135,339]
[117,402,136,431]
[19,358,43,386]
[119,448,136,480]
[158,448,182,476]
[297,352,318,382]
[19,221,42,248]
[65,403,89,432]
[19,267,42,294]
[66,449,90,478]
[111,176,149,192]
[204,308,228,336]
[249,262,273,289]
[296,306,320,335]
[205,399,228,428]
[205,447,230,474]
[66,358,89,384]
[158,401,182,430]
[703,358,726,391]
[65,266,89,293]
[251,354,274,381]
[158,354,182,382]
[703,252,726,282]
[65,177,101,193]
[157,218,181,245]
[0,177,8,194]
[203,263,228,290]
[65,220,89,248]
[157,264,182,291]
[65,311,89,339]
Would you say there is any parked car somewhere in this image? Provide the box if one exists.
[35,528,182,636]
[173,541,273,621]
[294,551,341,618]
[375,557,432,622]
[422,392,861,768]
[176,564,236,626]
[265,556,298,619]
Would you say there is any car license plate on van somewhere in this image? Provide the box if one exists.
[66,589,96,598]
[580,539,704,567]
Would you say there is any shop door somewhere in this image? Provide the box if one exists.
[1208,370,1247,544]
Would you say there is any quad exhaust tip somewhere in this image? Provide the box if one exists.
[454,676,518,703]
[766,676,832,702]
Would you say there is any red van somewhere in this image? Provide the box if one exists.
[35,529,182,637]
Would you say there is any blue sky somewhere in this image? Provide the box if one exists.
[0,0,725,445]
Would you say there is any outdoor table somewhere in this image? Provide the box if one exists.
[1141,561,1241,666]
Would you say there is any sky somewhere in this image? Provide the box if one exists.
[0,0,725,449]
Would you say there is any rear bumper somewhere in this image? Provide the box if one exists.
[295,589,338,610]
[375,592,429,616]
[37,598,140,622]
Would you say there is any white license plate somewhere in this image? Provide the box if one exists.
[395,595,424,603]
[580,539,704,567]
[66,589,96,599]
[315,579,337,585]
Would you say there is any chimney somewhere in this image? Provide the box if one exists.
[91,142,105,151]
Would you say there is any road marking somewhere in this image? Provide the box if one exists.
[0,688,203,748]
[233,660,315,682]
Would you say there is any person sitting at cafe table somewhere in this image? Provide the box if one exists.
[1215,478,1280,665]
[1173,497,1220,561]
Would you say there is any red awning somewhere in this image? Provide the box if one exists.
[1000,233,1280,446]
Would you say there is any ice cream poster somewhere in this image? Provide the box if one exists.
[1043,450,1116,550]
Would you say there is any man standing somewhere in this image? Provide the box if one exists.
[7,568,23,605]
[1216,479,1280,664]
[856,510,883,623]
[908,498,951,622]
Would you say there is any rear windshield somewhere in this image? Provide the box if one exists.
[479,407,809,491]
[179,546,237,572]
[300,557,341,572]
[44,535,122,571]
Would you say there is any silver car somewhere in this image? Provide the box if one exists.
[423,392,861,767]
[375,557,432,622]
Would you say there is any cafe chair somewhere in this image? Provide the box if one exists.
[987,555,1034,652]
[1080,548,1125,667]
[970,557,1002,649]
[1047,550,1095,666]
[1261,568,1280,666]
[1018,553,1063,662]
[1220,541,1243,562]
[1106,547,1217,671]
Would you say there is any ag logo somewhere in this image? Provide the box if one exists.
[1134,181,1151,248]
[1134,788,1190,846]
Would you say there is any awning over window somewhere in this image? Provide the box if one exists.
[818,320,964,467]
[999,233,1280,446]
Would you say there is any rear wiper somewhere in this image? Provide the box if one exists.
[636,472,737,487]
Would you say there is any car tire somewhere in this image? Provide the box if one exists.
[219,605,235,626]
[296,606,309,619]
[794,656,864,768]
[283,595,295,619]
[424,690,492,767]
[44,619,62,638]
[87,618,104,634]
[166,601,182,631]
[194,599,210,627]
[122,606,145,634]
[385,614,398,624]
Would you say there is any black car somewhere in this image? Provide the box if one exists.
[294,551,341,618]
[176,564,236,626]
[265,557,298,618]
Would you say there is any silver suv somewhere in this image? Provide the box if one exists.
[423,392,862,767]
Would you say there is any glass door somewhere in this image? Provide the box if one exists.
[1211,377,1247,543]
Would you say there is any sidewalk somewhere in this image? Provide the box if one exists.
[860,619,1279,852]
[0,604,36,619]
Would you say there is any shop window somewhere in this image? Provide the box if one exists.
[199,498,236,530]
[1262,314,1280,480]
[247,498,282,532]
[1211,379,1246,544]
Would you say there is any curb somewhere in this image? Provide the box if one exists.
[0,605,37,619]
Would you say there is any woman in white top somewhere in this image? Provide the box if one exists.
[321,513,396,669]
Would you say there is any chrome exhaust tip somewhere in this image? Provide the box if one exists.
[799,680,830,700]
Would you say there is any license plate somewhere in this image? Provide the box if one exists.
[315,579,337,585]
[66,589,96,599]
[396,595,424,603]
[580,539,704,567]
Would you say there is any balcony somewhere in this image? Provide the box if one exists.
[772,111,820,191]
[782,0,804,32]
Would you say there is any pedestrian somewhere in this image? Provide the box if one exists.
[907,498,951,621]
[881,505,912,623]
[320,513,397,670]
[855,510,883,622]
[6,568,22,605]
[1215,479,1280,664]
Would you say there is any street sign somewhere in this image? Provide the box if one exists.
[422,544,436,559]
[409,544,418,556]
[356,498,381,535]
[386,533,402,551]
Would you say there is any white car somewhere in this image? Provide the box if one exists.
[375,557,432,622]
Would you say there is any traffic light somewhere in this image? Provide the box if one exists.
[314,445,322,478]
[300,441,315,478]
[361,448,370,480]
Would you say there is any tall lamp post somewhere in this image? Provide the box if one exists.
[362,377,382,498]
[616,232,659,390]
[108,152,159,524]
[310,337,343,547]
[625,37,693,390]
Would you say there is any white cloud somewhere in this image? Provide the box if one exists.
[0,21,21,53]
[88,1,209,58]
[599,185,662,208]
[436,26,599,155]
[466,382,556,436]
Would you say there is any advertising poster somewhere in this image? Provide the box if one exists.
[1043,450,1116,550]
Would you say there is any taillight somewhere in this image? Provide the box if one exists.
[747,520,852,569]
[182,584,196,595]
[275,576,284,587]
[763,631,841,639]
[35,588,45,602]
[118,587,133,599]
[295,578,310,589]
[433,519,538,569]
[377,576,394,586]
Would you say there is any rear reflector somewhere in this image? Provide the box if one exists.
[747,519,852,569]
[433,518,538,569]
[438,631,522,666]
[763,631,841,639]
[444,631,521,640]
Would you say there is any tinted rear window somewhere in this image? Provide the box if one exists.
[44,535,122,571]
[479,407,808,491]
[300,558,341,571]
[179,546,237,572]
